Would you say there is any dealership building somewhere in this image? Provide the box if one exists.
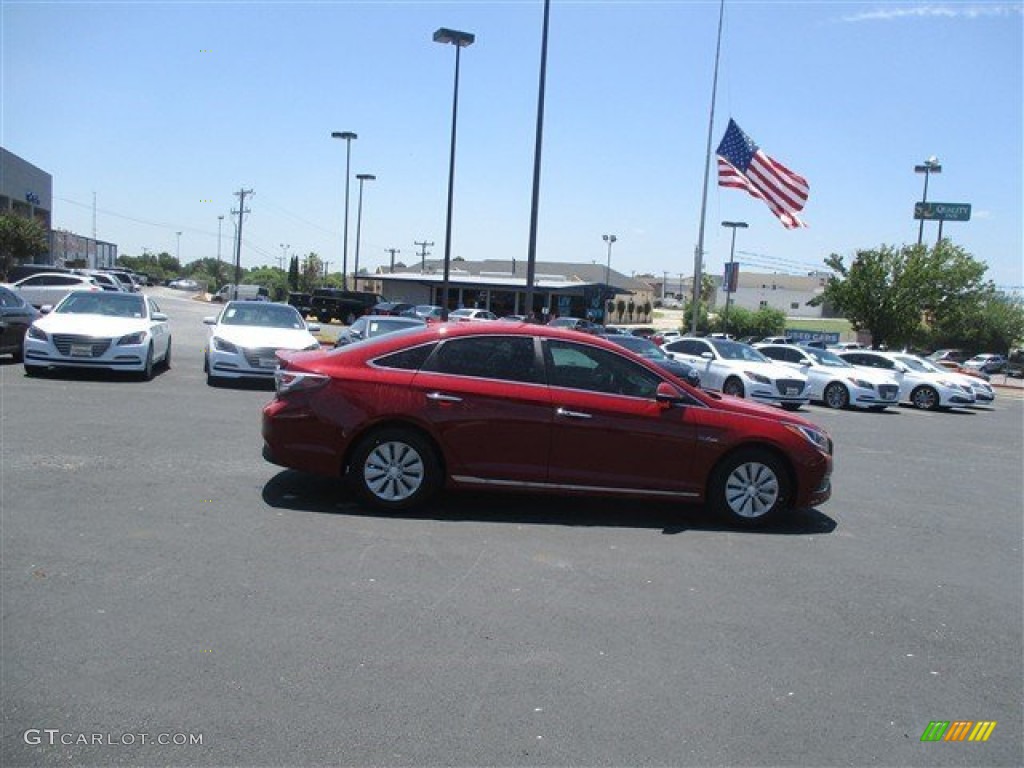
[1,146,116,270]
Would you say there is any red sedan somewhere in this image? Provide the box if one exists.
[262,323,833,526]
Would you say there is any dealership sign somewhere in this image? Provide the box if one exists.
[914,202,972,221]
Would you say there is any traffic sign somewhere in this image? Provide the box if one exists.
[914,202,971,221]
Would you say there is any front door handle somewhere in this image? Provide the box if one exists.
[426,392,463,403]
[556,407,592,420]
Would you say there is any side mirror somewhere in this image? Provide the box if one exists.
[894,363,908,373]
[202,316,217,325]
[655,381,686,408]
[685,370,701,388]
[40,305,53,315]
[307,323,321,333]
[700,351,714,360]
[151,312,168,322]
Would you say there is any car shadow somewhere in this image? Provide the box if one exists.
[896,404,977,415]
[261,470,837,536]
[207,377,276,391]
[18,364,170,382]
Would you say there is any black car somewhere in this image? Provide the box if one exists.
[601,334,701,388]
[287,292,313,317]
[0,285,40,360]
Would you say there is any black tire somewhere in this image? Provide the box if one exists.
[823,381,850,410]
[723,377,745,398]
[910,385,940,411]
[139,344,155,381]
[709,448,790,527]
[24,364,44,377]
[781,403,803,411]
[349,428,442,511]
[161,339,172,370]
[12,347,23,363]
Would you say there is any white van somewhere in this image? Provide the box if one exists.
[213,284,269,303]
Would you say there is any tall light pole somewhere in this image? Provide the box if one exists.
[175,231,181,262]
[720,220,747,335]
[602,234,617,321]
[353,173,376,291]
[331,131,358,289]
[434,26,475,319]
[217,215,224,264]
[915,156,941,246]
[278,243,290,271]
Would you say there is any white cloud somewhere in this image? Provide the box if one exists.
[841,4,1023,22]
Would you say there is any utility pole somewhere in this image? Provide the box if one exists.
[217,215,224,264]
[323,261,331,281]
[231,188,253,301]
[415,240,434,274]
[278,243,290,271]
[385,247,401,272]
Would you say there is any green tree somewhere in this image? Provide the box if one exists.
[816,241,996,350]
[0,214,49,279]
[288,255,299,291]
[300,253,324,293]
[246,266,289,301]
[184,257,231,291]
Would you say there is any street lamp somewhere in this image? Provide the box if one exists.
[602,234,617,321]
[353,173,376,291]
[433,26,475,319]
[914,156,941,246]
[720,220,748,335]
[331,130,358,288]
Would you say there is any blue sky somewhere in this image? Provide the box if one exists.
[3,1,1021,289]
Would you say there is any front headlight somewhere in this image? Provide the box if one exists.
[212,336,238,353]
[785,423,833,455]
[937,379,957,388]
[744,371,770,385]
[27,325,47,341]
[117,331,147,346]
[849,378,874,390]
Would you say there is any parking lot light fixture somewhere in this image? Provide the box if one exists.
[331,131,358,289]
[354,174,376,291]
[720,221,747,334]
[433,27,475,319]
[914,156,941,246]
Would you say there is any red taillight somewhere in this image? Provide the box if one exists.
[274,370,330,396]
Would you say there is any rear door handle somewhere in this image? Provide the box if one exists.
[426,392,463,403]
[556,407,592,420]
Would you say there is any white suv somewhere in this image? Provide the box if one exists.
[837,350,975,410]
[663,336,810,410]
[756,344,901,410]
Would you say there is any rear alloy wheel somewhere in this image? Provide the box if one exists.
[823,381,850,410]
[723,377,745,398]
[710,449,789,527]
[911,385,939,411]
[349,428,441,511]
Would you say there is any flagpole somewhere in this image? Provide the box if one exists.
[691,0,726,335]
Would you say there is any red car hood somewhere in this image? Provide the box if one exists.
[698,389,823,429]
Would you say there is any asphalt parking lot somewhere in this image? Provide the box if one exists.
[2,288,1021,767]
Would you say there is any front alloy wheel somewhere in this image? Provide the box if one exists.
[711,449,789,527]
[350,428,441,511]
[911,385,939,411]
[723,377,745,398]
[823,382,850,410]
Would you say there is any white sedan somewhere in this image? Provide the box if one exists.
[837,350,975,410]
[204,301,320,385]
[662,336,810,410]
[448,308,498,322]
[23,290,171,380]
[6,272,102,308]
[755,343,901,410]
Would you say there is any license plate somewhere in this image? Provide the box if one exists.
[786,387,799,396]
[70,344,93,357]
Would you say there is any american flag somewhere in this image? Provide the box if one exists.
[717,119,809,229]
